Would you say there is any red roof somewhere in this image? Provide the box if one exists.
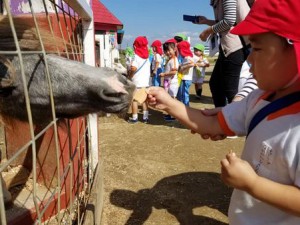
[92,0,123,30]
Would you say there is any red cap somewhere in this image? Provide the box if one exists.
[151,40,163,55]
[231,0,300,74]
[177,41,193,58]
[133,36,149,59]
[165,38,177,44]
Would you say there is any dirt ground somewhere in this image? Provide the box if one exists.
[98,69,245,225]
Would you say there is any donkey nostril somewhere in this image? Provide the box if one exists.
[107,92,122,98]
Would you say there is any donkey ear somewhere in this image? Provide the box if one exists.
[0,56,15,89]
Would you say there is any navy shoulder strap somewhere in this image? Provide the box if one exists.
[133,59,148,75]
[247,91,300,136]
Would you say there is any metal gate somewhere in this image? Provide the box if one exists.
[0,0,97,224]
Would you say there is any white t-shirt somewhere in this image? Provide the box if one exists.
[180,56,194,81]
[131,55,151,88]
[218,89,300,225]
[164,56,178,81]
[164,56,179,97]
[192,55,209,83]
[151,53,163,70]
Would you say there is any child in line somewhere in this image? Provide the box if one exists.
[147,0,300,224]
[150,40,164,87]
[174,33,188,43]
[128,36,151,124]
[192,44,210,99]
[125,46,134,73]
[174,33,187,65]
[176,41,194,106]
[148,48,154,68]
[159,39,179,121]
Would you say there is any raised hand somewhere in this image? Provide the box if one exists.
[147,87,174,111]
[194,15,209,24]
[199,27,214,42]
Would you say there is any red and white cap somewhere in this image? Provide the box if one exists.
[151,40,163,55]
[177,41,193,58]
[231,0,300,74]
[133,36,149,59]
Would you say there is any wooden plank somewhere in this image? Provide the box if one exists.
[82,163,104,225]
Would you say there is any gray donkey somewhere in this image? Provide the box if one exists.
[0,51,135,206]
[0,54,135,124]
[0,15,136,205]
[0,15,135,123]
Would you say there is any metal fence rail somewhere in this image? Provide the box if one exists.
[0,0,95,224]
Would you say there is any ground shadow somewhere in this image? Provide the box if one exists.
[146,108,187,128]
[110,172,232,225]
[204,71,213,77]
[125,107,187,129]
[189,94,213,104]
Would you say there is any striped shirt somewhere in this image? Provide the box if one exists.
[235,74,258,98]
[212,0,237,34]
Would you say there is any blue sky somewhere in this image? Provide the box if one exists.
[100,0,214,48]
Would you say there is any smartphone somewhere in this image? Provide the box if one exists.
[183,15,197,23]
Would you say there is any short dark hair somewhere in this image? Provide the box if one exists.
[163,42,176,52]
[174,36,183,43]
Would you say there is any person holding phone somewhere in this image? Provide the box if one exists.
[194,0,251,107]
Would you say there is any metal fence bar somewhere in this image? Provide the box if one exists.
[66,6,81,61]
[2,1,41,223]
[26,1,49,222]
[41,0,63,56]
[61,6,76,59]
[0,177,7,225]
[0,1,92,224]
[66,120,74,225]
[0,120,57,173]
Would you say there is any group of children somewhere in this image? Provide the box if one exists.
[125,0,300,224]
[127,34,210,123]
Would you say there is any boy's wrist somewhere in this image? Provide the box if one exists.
[165,98,183,115]
[242,173,261,195]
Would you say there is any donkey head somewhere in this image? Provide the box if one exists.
[0,54,135,124]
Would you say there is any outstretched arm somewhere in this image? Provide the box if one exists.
[199,0,238,41]
[147,87,224,136]
[221,152,300,216]
[194,16,216,26]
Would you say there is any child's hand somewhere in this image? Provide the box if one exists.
[147,87,173,111]
[220,152,258,192]
[201,107,222,116]
[160,72,165,77]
